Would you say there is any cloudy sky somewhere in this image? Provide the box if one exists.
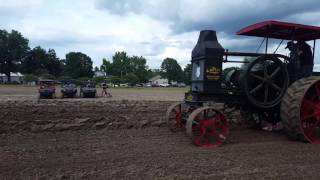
[1,0,320,69]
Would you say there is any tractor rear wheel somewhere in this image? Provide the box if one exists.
[166,102,188,132]
[281,76,320,144]
[186,107,229,147]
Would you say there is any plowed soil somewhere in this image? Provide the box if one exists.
[1,86,320,179]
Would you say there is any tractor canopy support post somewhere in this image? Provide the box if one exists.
[313,40,316,61]
[265,37,269,54]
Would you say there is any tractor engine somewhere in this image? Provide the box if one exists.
[221,67,242,88]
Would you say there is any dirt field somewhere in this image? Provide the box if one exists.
[1,85,320,179]
[0,85,186,101]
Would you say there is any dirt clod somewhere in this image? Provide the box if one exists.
[75,117,91,124]
[93,122,106,129]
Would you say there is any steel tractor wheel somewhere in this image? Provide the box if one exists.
[186,107,229,147]
[243,55,289,108]
[166,102,189,132]
[281,76,320,144]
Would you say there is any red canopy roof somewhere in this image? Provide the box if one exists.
[237,21,320,41]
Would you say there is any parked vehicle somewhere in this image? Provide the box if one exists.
[159,83,170,87]
[80,81,96,98]
[38,80,56,99]
[61,80,77,98]
[135,83,143,87]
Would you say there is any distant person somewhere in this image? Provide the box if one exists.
[101,82,112,97]
[285,41,300,82]
[297,40,313,78]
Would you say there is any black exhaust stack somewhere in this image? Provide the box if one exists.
[191,30,224,93]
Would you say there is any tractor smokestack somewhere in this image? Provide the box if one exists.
[191,30,224,93]
[192,30,223,58]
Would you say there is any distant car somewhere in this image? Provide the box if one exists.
[80,81,96,98]
[178,83,186,87]
[120,83,129,87]
[61,80,77,98]
[135,83,143,87]
[144,83,152,87]
[159,83,170,87]
[170,83,179,87]
[38,80,56,99]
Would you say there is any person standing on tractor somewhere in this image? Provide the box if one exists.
[297,40,314,78]
[285,41,300,82]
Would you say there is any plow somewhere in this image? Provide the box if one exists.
[166,20,320,147]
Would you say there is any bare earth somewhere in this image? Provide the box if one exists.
[1,85,320,179]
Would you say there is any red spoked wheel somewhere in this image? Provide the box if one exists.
[281,76,320,144]
[186,107,229,147]
[300,81,320,144]
[166,102,188,132]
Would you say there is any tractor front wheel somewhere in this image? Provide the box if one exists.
[166,102,188,132]
[186,107,229,147]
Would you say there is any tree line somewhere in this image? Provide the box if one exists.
[0,29,192,85]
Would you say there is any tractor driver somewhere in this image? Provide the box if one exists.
[297,40,313,78]
[285,41,300,82]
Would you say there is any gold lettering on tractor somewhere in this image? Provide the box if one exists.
[206,66,221,80]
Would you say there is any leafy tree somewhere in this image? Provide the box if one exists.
[100,52,150,83]
[93,76,106,85]
[109,76,121,87]
[0,30,30,82]
[40,73,56,80]
[146,69,161,80]
[64,52,94,78]
[57,75,72,81]
[100,58,113,76]
[112,51,130,80]
[23,74,38,82]
[20,47,63,77]
[124,73,139,86]
[183,64,192,85]
[20,46,44,75]
[129,56,149,83]
[160,58,183,83]
[45,49,63,77]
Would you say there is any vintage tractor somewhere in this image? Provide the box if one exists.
[38,80,56,99]
[61,80,77,98]
[80,81,97,98]
[166,20,320,147]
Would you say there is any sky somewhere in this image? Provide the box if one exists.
[1,0,320,69]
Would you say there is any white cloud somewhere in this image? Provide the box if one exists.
[1,0,173,68]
